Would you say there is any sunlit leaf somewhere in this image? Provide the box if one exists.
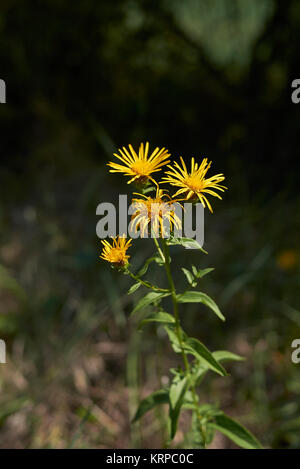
[192,267,214,279]
[184,338,227,376]
[209,413,263,449]
[213,350,245,362]
[167,237,207,253]
[128,282,141,294]
[182,268,194,285]
[177,291,225,321]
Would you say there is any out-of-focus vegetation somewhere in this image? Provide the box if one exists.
[0,0,299,448]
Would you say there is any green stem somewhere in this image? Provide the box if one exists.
[153,236,165,263]
[161,238,189,371]
[127,269,169,293]
[160,237,206,448]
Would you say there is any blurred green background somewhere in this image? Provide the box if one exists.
[0,0,299,448]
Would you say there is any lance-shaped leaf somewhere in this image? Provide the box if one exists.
[191,350,244,386]
[181,268,194,285]
[131,291,171,315]
[167,237,207,253]
[209,413,263,449]
[137,254,164,277]
[128,282,141,295]
[138,311,175,329]
[213,350,245,362]
[177,291,225,321]
[164,325,187,354]
[182,266,214,287]
[132,389,169,423]
[184,338,227,376]
[192,266,214,279]
[168,376,189,439]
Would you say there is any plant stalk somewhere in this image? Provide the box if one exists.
[160,237,207,448]
[127,269,169,292]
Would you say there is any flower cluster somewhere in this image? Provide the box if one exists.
[101,142,227,266]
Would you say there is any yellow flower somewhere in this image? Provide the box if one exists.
[131,188,181,237]
[107,142,170,186]
[100,235,132,267]
[162,157,227,212]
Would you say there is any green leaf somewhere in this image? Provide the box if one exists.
[204,425,216,446]
[189,361,208,385]
[137,262,150,277]
[142,185,156,195]
[164,328,227,377]
[166,237,181,246]
[169,376,188,410]
[168,376,189,439]
[180,238,207,251]
[192,267,214,279]
[167,237,207,253]
[138,311,175,329]
[179,238,207,252]
[131,291,171,315]
[152,254,165,266]
[190,411,206,448]
[132,389,169,423]
[177,291,225,321]
[137,254,164,277]
[128,282,141,294]
[213,350,245,362]
[209,413,263,449]
[189,351,244,385]
[184,338,227,376]
[181,268,194,285]
[164,325,187,353]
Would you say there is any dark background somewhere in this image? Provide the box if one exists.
[0,0,299,448]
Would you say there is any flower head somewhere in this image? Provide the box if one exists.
[107,142,170,186]
[100,235,132,268]
[162,157,227,212]
[131,188,181,237]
